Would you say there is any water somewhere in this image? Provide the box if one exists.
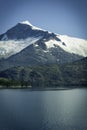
[0,88,87,130]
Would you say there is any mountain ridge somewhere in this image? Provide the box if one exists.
[0,21,87,71]
[0,21,87,58]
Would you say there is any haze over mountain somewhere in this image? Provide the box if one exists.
[0,21,87,71]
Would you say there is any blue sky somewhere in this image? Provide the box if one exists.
[0,0,87,39]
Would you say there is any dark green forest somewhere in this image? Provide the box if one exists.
[0,57,87,88]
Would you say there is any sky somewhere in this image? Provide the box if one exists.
[0,0,87,39]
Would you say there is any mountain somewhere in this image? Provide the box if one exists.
[0,20,87,71]
[0,57,87,88]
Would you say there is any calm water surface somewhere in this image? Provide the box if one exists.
[0,88,87,130]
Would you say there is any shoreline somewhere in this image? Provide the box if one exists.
[0,85,87,91]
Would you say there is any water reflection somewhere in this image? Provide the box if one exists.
[0,89,87,130]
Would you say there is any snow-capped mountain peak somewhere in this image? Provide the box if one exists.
[20,20,33,26]
[0,20,87,60]
[20,20,43,31]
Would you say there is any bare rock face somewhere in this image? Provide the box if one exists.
[0,21,86,71]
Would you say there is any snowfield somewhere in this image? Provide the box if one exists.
[0,20,87,58]
[0,37,41,58]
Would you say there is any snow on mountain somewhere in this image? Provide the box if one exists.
[20,20,33,26]
[0,20,87,59]
[58,35,87,57]
[1,34,8,40]
[45,40,54,48]
[0,37,41,58]
[45,39,61,48]
[20,20,45,31]
[45,35,87,57]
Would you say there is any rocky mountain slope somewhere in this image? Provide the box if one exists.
[0,21,87,71]
[0,57,87,88]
